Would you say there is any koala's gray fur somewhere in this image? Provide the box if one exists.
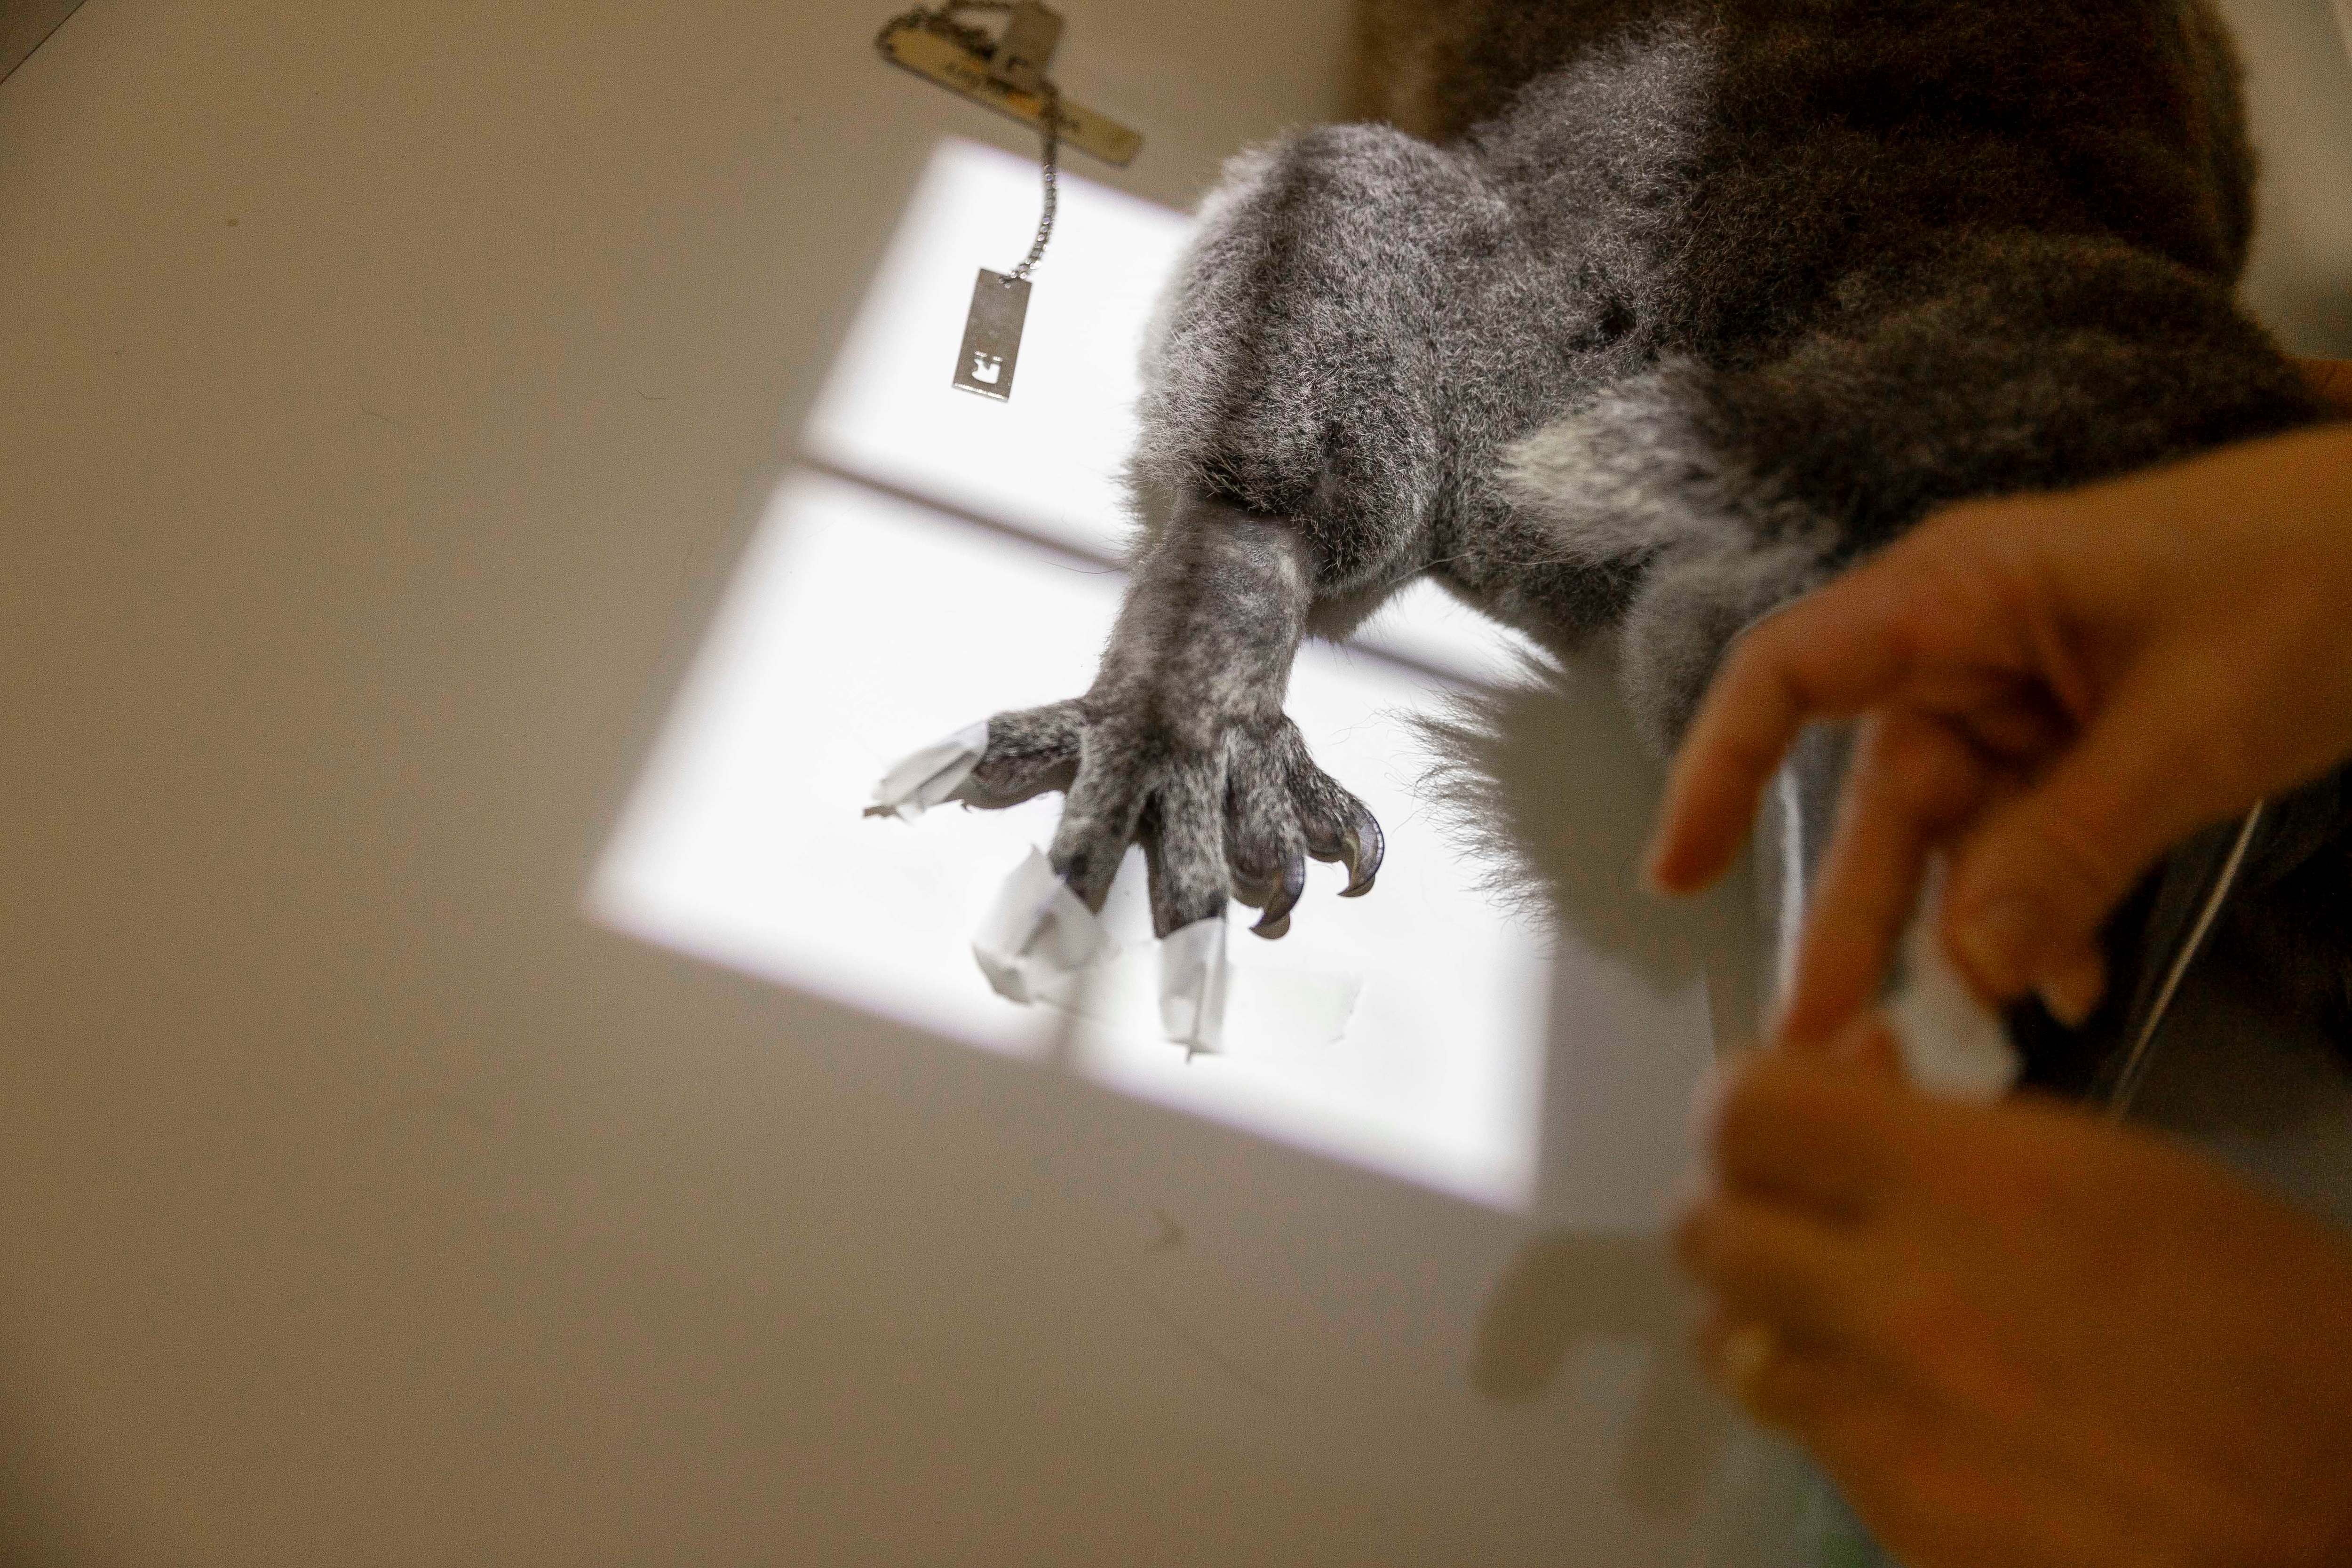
[957,0,2322,969]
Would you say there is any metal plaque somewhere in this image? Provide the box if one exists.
[986,2,1063,94]
[953,268,1031,401]
[877,20,1142,167]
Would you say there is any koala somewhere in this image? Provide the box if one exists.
[940,0,2322,971]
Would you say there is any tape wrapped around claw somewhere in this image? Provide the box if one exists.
[1158,913,1230,1056]
[966,850,1241,1055]
[867,721,990,821]
[971,848,1120,1004]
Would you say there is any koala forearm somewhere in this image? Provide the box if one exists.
[952,499,1381,940]
[1091,494,1315,734]
[1046,493,1318,915]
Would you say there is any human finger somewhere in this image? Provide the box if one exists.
[1778,713,1996,1049]
[1677,1193,1865,1346]
[1824,1013,1905,1076]
[1646,570,1920,895]
[1698,1053,1908,1218]
[1648,533,2023,897]
[1939,672,2253,1002]
[1693,1313,1869,1433]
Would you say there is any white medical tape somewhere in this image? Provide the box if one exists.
[971,847,1119,1004]
[968,855,1360,1054]
[1158,913,1232,1054]
[869,720,990,821]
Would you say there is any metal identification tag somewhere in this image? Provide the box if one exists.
[953,268,1031,400]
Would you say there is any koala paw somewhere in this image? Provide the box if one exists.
[962,698,1383,939]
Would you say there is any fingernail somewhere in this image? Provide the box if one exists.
[2035,954,2106,1029]
[1952,897,2034,997]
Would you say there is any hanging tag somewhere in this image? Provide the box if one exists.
[954,268,1031,400]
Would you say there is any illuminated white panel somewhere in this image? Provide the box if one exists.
[587,474,1092,1059]
[1068,637,1553,1207]
[803,136,1180,557]
[803,136,1540,688]
[591,471,1551,1208]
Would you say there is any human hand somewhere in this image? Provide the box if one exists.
[1677,1043,2352,1568]
[1645,396,2352,1044]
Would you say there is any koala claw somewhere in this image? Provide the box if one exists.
[954,698,1383,941]
[1245,849,1309,938]
[1211,718,1382,941]
[1330,811,1384,899]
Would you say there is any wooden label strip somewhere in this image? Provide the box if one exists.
[878,23,1142,168]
